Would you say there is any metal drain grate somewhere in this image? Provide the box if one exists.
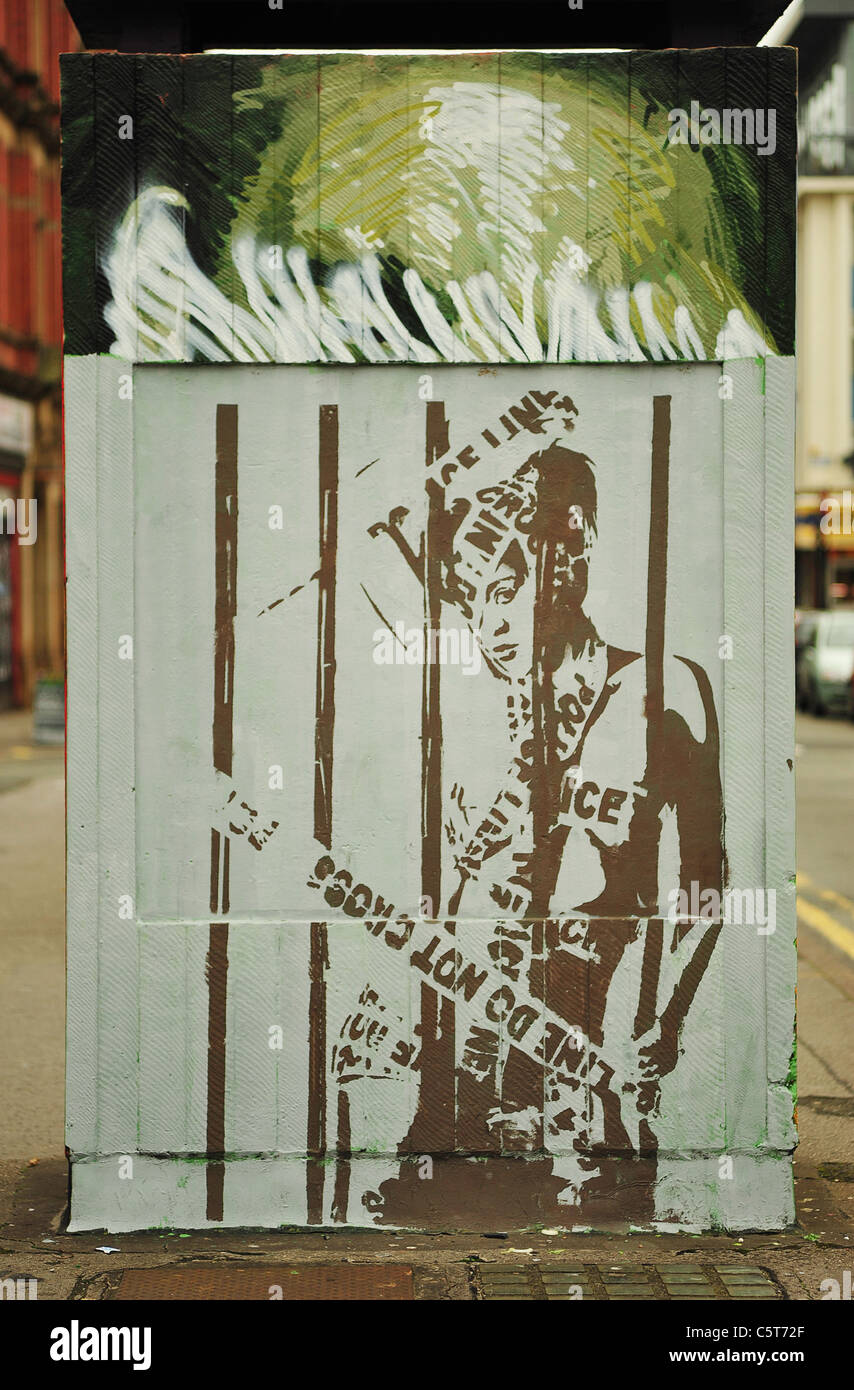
[113,1264,414,1300]
[476,1264,783,1301]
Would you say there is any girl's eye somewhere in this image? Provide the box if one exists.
[493,582,517,605]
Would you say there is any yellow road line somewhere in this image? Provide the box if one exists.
[797,868,854,920]
[818,885,854,918]
[797,896,854,964]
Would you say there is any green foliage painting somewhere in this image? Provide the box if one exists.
[61,50,795,363]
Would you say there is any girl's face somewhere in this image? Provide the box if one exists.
[467,504,592,681]
[473,538,534,680]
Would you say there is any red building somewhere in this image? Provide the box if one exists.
[0,0,80,707]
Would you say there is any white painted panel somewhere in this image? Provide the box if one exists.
[95,358,139,1156]
[66,358,794,1231]
[721,359,773,1157]
[65,355,100,1156]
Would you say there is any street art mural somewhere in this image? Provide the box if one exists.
[62,51,794,366]
[300,378,726,1230]
[62,51,797,1232]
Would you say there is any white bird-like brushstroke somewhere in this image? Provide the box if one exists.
[101,80,771,366]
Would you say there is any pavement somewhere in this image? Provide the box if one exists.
[1,709,853,1300]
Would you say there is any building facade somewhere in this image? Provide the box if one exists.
[0,1,79,707]
[789,4,854,606]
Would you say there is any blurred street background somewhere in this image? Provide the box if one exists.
[0,713,63,1160]
[793,712,854,1188]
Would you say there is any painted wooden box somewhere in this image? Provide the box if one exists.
[61,50,796,1232]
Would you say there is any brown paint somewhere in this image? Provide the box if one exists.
[331,1087,351,1224]
[667,656,726,894]
[307,921,329,1223]
[205,920,229,1220]
[314,405,338,852]
[630,404,671,1041]
[402,404,456,1161]
[422,403,447,915]
[209,827,220,915]
[221,835,230,915]
[324,389,726,1229]
[360,582,406,650]
[646,396,670,756]
[366,1154,602,1230]
[206,404,238,1223]
[634,919,664,1041]
[408,982,456,1154]
[213,404,238,777]
[659,921,723,1044]
[308,405,338,1224]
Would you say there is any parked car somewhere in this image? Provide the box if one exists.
[794,608,819,705]
[795,607,820,657]
[796,609,854,715]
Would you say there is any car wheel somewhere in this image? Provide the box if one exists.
[810,687,826,717]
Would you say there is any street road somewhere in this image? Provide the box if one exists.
[794,711,854,1200]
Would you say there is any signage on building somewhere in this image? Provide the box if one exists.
[799,62,847,172]
[0,394,34,458]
